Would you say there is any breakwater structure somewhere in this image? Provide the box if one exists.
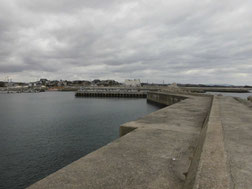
[28,91,252,189]
[181,87,250,93]
[75,87,159,98]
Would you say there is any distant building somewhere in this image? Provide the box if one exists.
[169,82,178,88]
[124,79,141,87]
[29,82,37,87]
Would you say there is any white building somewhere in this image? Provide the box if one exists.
[124,79,141,87]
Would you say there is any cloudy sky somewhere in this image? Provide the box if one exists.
[0,0,251,84]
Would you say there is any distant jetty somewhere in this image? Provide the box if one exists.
[75,87,154,98]
[181,87,250,93]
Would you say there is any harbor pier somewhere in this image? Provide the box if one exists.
[28,91,252,189]
[75,91,147,98]
[74,87,156,98]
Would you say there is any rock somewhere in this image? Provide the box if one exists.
[247,96,252,102]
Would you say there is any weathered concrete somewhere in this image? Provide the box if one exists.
[234,97,252,109]
[147,92,187,106]
[28,94,212,189]
[219,96,252,189]
[247,95,252,102]
[185,96,252,189]
[120,92,189,137]
[190,97,232,189]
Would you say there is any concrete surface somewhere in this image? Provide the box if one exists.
[192,97,232,189]
[233,97,252,109]
[247,96,252,102]
[146,92,187,106]
[28,94,212,189]
[190,96,252,189]
[219,96,252,189]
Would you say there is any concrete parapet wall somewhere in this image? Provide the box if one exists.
[147,92,188,106]
[183,96,214,189]
[191,97,232,189]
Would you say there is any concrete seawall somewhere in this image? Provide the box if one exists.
[27,92,252,189]
[75,91,147,98]
[147,92,187,106]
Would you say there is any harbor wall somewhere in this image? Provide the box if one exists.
[75,91,146,98]
[28,92,215,189]
[147,92,188,106]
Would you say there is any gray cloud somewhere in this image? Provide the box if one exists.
[0,0,252,84]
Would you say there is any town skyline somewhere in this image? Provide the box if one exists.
[1,77,251,87]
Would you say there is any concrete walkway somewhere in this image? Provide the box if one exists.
[219,96,252,189]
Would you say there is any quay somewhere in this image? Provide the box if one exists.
[75,91,147,98]
[75,87,157,98]
[28,92,252,189]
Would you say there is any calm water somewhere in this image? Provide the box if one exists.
[0,92,159,189]
[207,91,252,99]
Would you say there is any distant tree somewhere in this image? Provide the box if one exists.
[244,85,252,88]
[0,81,5,87]
[92,79,101,84]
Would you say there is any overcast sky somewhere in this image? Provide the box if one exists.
[0,0,251,84]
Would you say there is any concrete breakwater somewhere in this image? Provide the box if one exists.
[28,92,252,189]
[75,87,164,98]
[181,87,250,93]
[75,91,147,98]
[75,87,155,98]
[147,92,187,105]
